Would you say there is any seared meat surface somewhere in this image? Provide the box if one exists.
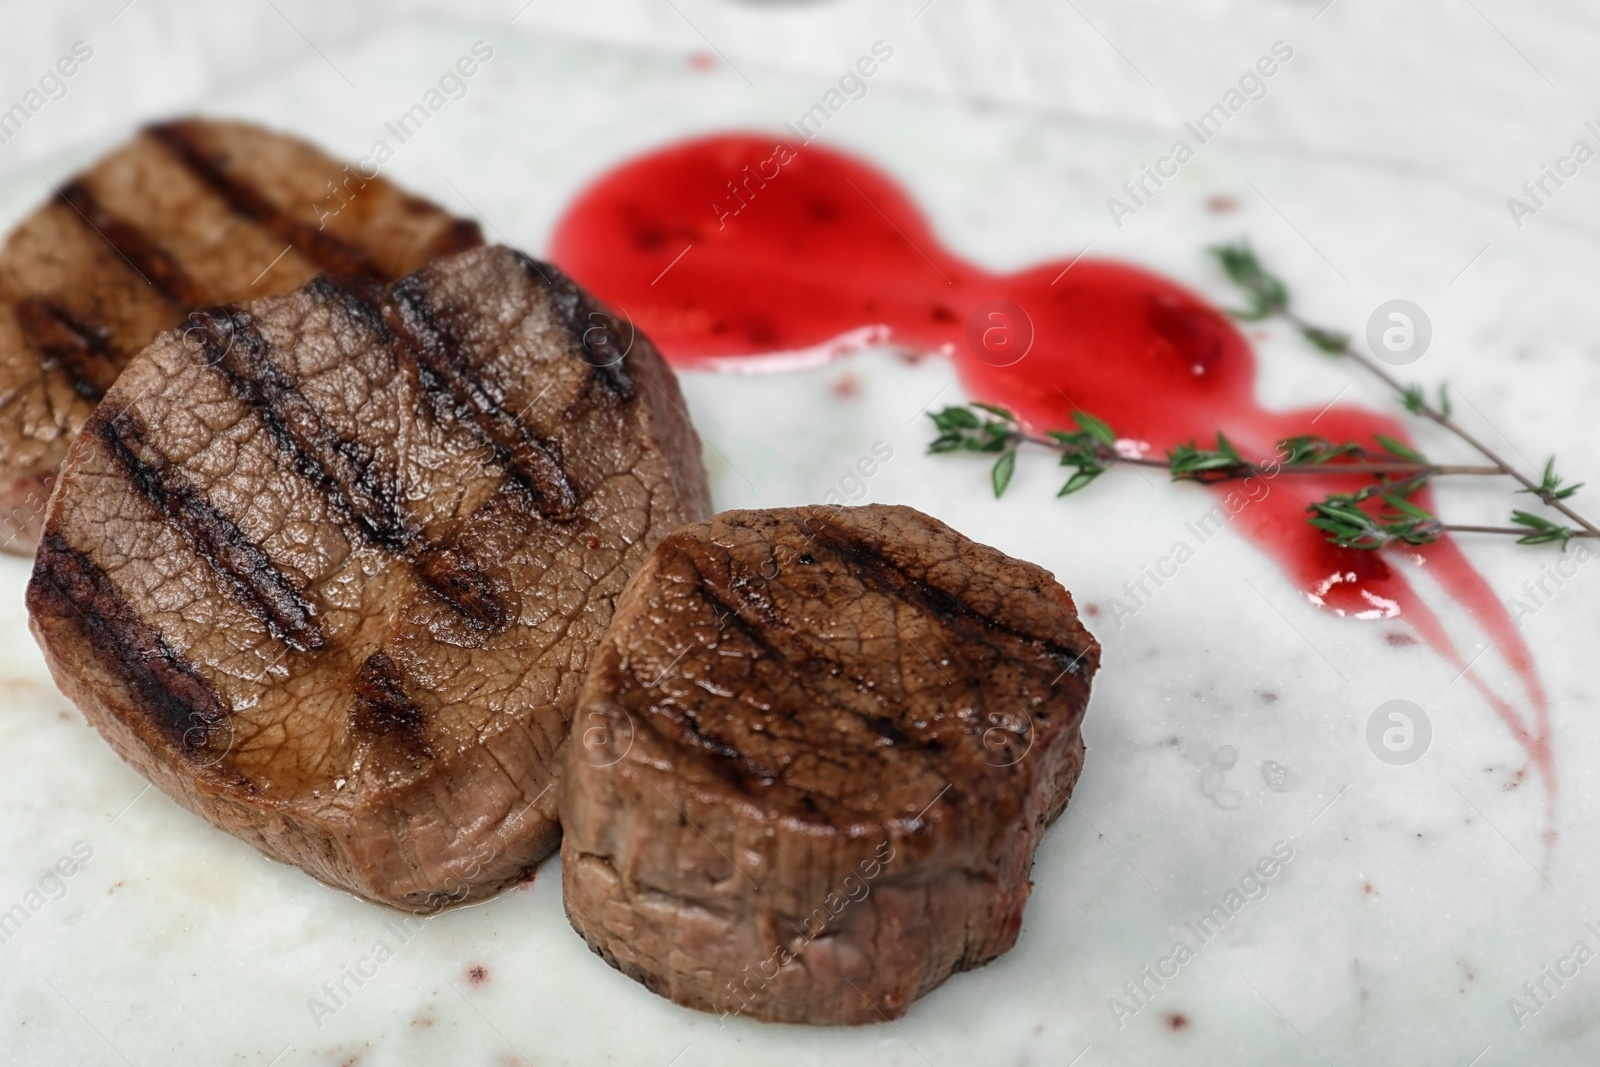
[561,505,1098,1024]
[0,117,481,551]
[27,245,710,910]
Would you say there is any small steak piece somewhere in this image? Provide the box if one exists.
[0,117,482,553]
[560,505,1099,1024]
[27,246,710,910]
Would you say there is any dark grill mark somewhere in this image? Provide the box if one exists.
[351,650,430,755]
[415,548,510,632]
[802,516,1096,678]
[671,704,765,776]
[14,298,119,400]
[192,305,412,549]
[94,410,325,652]
[146,121,386,280]
[56,180,205,305]
[633,542,938,790]
[860,712,910,747]
[192,293,512,634]
[633,524,1094,799]
[388,273,582,520]
[28,533,230,755]
[308,274,390,336]
[512,252,636,401]
[427,217,486,259]
[702,567,946,760]
[613,551,782,787]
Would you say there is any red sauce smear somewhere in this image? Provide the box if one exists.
[551,133,1553,821]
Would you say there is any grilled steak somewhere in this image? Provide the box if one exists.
[27,245,711,910]
[0,117,481,553]
[560,505,1099,1024]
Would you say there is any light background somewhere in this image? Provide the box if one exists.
[1,3,1598,1065]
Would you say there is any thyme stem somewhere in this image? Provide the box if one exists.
[1013,433,1498,478]
[928,242,1593,552]
[1443,524,1597,538]
[1273,304,1600,538]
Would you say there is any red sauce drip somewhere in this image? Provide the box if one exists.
[551,133,1553,814]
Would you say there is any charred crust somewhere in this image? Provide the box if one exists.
[388,273,582,521]
[645,639,781,788]
[427,217,485,259]
[630,540,925,790]
[618,515,1096,801]
[29,532,230,757]
[414,547,512,633]
[14,297,119,401]
[56,179,205,305]
[193,306,414,551]
[801,515,1098,680]
[93,408,325,653]
[192,298,513,635]
[607,555,784,786]
[351,649,431,756]
[145,121,386,281]
[510,251,636,402]
[307,274,393,342]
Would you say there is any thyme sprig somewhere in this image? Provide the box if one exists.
[925,244,1595,550]
[1211,240,1597,548]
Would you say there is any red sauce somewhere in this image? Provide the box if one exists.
[551,133,1553,816]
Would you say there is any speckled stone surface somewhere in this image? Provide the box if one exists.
[0,13,1597,1066]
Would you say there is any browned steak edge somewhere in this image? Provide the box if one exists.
[512,252,635,402]
[29,532,229,754]
[146,121,386,280]
[426,216,486,260]
[55,180,205,305]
